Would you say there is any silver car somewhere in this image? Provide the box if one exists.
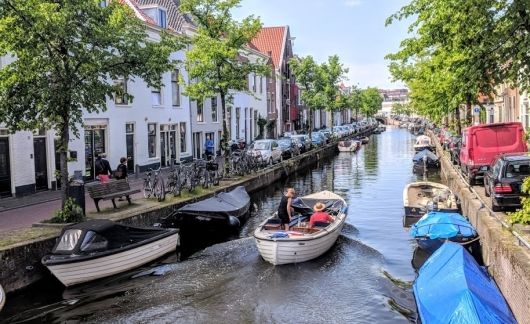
[249,140,283,165]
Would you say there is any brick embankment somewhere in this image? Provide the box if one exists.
[431,133,530,324]
[0,132,359,293]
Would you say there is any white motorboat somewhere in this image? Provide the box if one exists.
[254,191,347,265]
[337,140,360,152]
[414,135,433,152]
[0,284,5,312]
[403,182,459,227]
[42,220,179,287]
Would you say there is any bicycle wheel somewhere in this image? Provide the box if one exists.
[201,169,209,188]
[143,179,152,198]
[154,177,166,202]
[212,170,220,186]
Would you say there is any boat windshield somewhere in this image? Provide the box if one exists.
[80,230,109,253]
[54,229,82,252]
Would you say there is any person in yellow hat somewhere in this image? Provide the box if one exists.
[309,202,334,228]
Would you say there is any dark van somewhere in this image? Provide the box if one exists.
[459,122,527,185]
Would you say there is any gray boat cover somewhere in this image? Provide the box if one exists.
[177,186,250,217]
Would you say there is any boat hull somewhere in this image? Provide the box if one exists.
[0,284,4,312]
[403,207,459,227]
[255,221,345,265]
[45,233,179,286]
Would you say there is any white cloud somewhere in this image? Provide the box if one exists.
[344,0,362,7]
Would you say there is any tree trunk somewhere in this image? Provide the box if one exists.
[220,91,229,157]
[466,100,472,126]
[59,122,70,208]
[455,106,462,135]
[355,107,359,120]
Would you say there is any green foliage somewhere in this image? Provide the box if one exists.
[256,116,267,139]
[51,197,84,223]
[509,177,530,225]
[180,0,269,153]
[360,87,383,117]
[321,55,348,114]
[391,102,414,116]
[0,0,182,205]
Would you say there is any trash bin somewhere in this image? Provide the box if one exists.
[68,178,85,215]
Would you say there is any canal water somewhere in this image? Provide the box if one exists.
[1,127,441,323]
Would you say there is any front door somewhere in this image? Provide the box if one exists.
[0,138,11,197]
[160,131,167,167]
[84,128,106,181]
[33,137,48,190]
[193,132,202,159]
[126,134,135,174]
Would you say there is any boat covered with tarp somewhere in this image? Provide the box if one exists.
[414,135,432,151]
[403,182,459,227]
[42,219,179,286]
[162,186,251,229]
[254,191,347,265]
[337,140,360,152]
[414,242,516,324]
[410,211,479,253]
[412,149,439,169]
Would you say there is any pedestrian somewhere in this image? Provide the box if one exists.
[204,137,215,160]
[277,188,296,231]
[114,157,128,180]
[95,153,112,183]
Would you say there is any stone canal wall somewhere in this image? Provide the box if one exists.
[0,137,342,293]
[433,137,530,323]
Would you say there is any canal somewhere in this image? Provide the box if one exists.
[1,127,441,323]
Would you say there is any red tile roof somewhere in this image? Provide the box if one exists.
[121,0,157,26]
[250,26,287,69]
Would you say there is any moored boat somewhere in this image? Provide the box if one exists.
[337,140,360,152]
[403,182,459,227]
[414,242,516,324]
[254,190,347,265]
[360,137,369,144]
[410,211,479,253]
[413,135,432,151]
[161,186,250,230]
[42,220,179,287]
[0,284,4,312]
[412,149,439,169]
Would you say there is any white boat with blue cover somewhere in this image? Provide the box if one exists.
[254,191,347,265]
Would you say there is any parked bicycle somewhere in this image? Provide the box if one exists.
[143,167,166,201]
[166,163,186,197]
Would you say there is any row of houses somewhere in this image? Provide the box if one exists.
[0,0,347,198]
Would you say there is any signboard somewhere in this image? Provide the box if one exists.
[473,106,480,113]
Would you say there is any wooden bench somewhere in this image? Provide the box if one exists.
[86,179,141,212]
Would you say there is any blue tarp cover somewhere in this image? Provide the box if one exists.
[410,212,477,239]
[414,242,516,324]
[413,149,438,163]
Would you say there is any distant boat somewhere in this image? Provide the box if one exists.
[413,135,432,152]
[360,137,369,144]
[414,242,516,324]
[410,211,479,253]
[0,284,5,312]
[42,220,179,287]
[254,190,347,265]
[412,149,439,169]
[162,186,251,230]
[337,140,360,152]
[403,182,459,227]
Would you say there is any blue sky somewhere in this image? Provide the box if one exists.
[234,0,411,89]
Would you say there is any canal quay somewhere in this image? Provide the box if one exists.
[1,126,443,323]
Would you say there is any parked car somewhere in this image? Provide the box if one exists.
[449,135,462,165]
[277,137,300,158]
[319,129,332,140]
[291,134,311,153]
[311,132,327,146]
[460,122,527,185]
[484,154,530,211]
[249,139,283,165]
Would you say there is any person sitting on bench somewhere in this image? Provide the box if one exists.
[309,202,334,228]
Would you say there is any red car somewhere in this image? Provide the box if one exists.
[460,122,527,185]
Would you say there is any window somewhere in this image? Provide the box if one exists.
[236,107,241,139]
[253,74,257,92]
[143,7,167,29]
[171,70,180,107]
[197,101,204,122]
[114,77,128,105]
[148,123,156,158]
[151,86,162,106]
[100,0,108,7]
[211,97,218,122]
[180,122,187,153]
[158,9,167,29]
[260,76,263,94]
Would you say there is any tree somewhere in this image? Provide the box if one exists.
[289,55,326,139]
[321,55,348,129]
[0,0,180,207]
[180,0,269,155]
[347,86,362,121]
[391,102,414,117]
[360,87,383,117]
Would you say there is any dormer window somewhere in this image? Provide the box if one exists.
[141,6,167,29]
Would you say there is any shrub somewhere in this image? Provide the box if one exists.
[51,198,85,223]
[508,177,530,225]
